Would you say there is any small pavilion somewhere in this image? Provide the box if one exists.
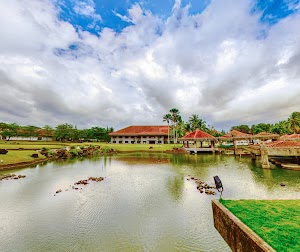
[179,129,216,153]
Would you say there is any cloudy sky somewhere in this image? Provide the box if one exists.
[1,0,300,131]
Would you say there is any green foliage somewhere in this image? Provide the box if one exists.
[221,199,300,252]
[188,114,208,132]
[47,150,55,156]
[251,123,271,134]
[230,125,251,134]
[288,111,300,134]
[69,149,79,157]
[54,123,76,141]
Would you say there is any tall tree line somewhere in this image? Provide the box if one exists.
[0,122,113,142]
[231,111,300,135]
[163,109,300,142]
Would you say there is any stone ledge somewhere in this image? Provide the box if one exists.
[212,200,276,252]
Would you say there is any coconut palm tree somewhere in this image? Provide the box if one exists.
[169,108,181,143]
[163,113,172,144]
[188,114,207,131]
[288,111,300,134]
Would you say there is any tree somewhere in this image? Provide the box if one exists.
[163,113,172,144]
[2,123,19,140]
[54,123,76,141]
[231,125,250,134]
[169,108,181,143]
[250,123,271,134]
[288,111,300,134]
[188,114,207,131]
[270,121,289,135]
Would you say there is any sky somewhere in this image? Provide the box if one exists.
[0,0,300,131]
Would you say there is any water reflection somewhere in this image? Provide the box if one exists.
[0,153,299,252]
[167,174,184,202]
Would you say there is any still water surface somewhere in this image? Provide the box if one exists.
[1,153,299,252]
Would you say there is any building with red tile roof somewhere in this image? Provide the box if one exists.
[109,126,169,144]
[179,129,216,149]
[280,134,300,141]
[220,130,251,139]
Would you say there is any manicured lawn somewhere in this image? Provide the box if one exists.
[97,143,183,152]
[0,140,68,150]
[220,199,300,252]
[0,150,47,165]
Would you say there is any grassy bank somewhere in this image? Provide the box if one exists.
[96,143,182,152]
[0,140,68,150]
[0,140,183,167]
[220,199,300,252]
[0,150,47,165]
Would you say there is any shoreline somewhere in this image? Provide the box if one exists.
[0,148,187,172]
[0,158,52,171]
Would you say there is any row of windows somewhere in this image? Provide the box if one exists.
[112,136,163,139]
[112,141,164,144]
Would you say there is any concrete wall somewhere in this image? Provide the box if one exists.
[212,200,275,252]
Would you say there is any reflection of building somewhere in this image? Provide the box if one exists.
[109,126,169,144]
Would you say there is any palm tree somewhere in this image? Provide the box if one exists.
[288,112,300,134]
[188,114,207,131]
[188,114,199,131]
[163,113,172,144]
[169,108,180,143]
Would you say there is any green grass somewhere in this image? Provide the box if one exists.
[0,150,47,165]
[0,140,68,150]
[96,143,183,152]
[220,199,300,252]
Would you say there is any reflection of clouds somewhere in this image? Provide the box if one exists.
[1,153,299,251]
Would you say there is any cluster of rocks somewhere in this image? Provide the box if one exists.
[40,146,117,159]
[55,176,104,195]
[186,176,217,195]
[0,173,26,181]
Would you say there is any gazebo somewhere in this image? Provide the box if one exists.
[179,129,216,153]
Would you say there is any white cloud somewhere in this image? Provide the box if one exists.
[0,0,300,130]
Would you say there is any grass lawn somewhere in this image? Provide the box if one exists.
[0,150,47,165]
[96,143,183,152]
[220,199,300,252]
[0,140,68,150]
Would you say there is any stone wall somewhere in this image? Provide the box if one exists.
[212,200,275,252]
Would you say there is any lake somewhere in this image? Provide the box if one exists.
[0,153,299,252]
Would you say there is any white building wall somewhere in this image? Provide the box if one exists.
[111,136,165,144]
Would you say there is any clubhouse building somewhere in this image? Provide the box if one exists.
[109,126,169,144]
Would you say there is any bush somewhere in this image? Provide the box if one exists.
[69,149,79,156]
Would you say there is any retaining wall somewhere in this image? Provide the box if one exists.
[212,200,276,252]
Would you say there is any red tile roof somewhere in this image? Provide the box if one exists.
[266,141,300,148]
[221,130,251,138]
[180,129,215,140]
[280,134,300,140]
[109,126,169,136]
[254,132,279,139]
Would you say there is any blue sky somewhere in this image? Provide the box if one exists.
[0,0,300,130]
[55,0,212,33]
[55,0,300,34]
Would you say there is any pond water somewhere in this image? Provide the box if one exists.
[0,153,299,252]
